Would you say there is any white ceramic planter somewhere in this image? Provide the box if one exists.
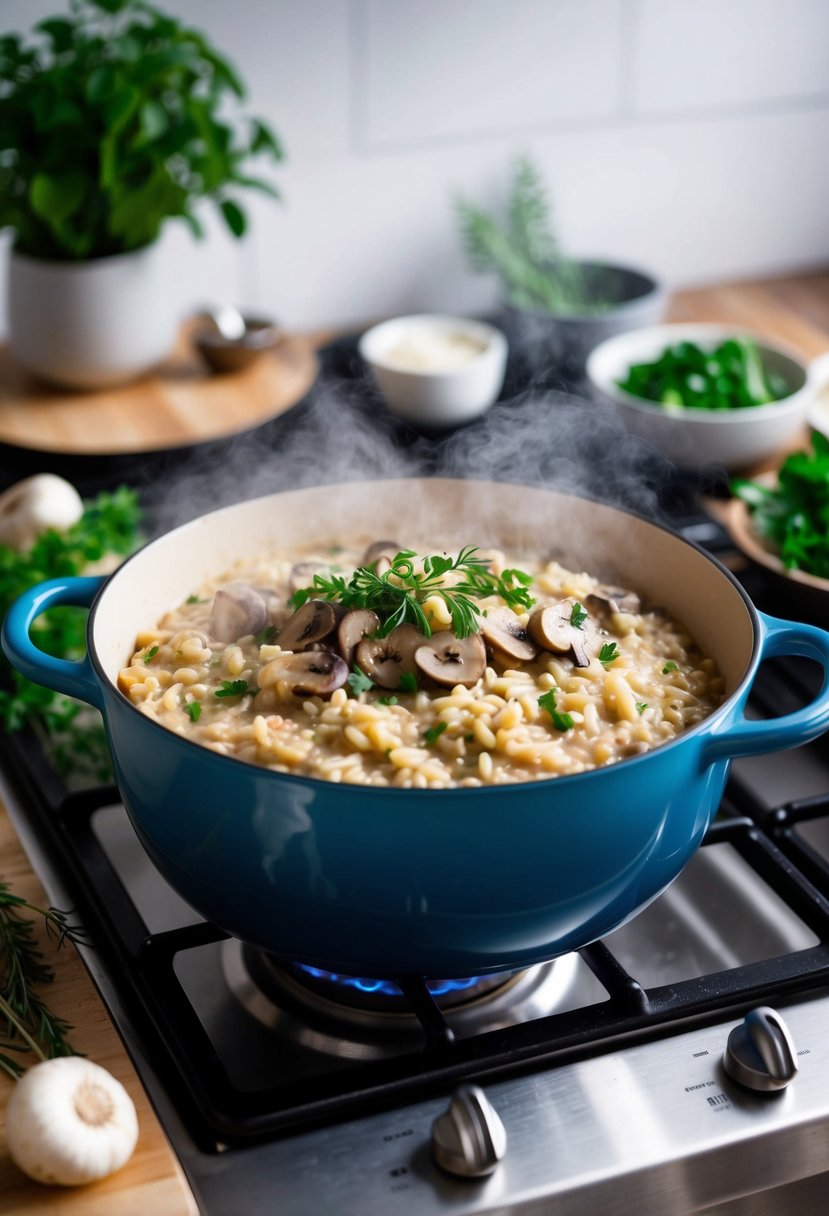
[7,244,177,390]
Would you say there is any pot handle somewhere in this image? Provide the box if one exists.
[1,575,106,710]
[702,612,829,764]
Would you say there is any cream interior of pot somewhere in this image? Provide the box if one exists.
[92,479,755,697]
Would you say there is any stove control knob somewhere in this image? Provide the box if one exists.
[431,1085,507,1178]
[723,1006,798,1093]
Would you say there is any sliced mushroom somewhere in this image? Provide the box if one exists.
[289,561,326,594]
[277,600,337,652]
[210,584,269,643]
[586,584,642,617]
[528,599,594,668]
[415,631,486,689]
[355,624,422,690]
[338,609,381,667]
[258,649,348,697]
[479,607,539,664]
[361,539,403,576]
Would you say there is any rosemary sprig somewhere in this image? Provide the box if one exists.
[291,547,535,639]
[0,881,87,1078]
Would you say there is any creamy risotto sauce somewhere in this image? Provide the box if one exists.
[118,545,724,788]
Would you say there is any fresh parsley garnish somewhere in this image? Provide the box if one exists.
[378,695,398,706]
[143,645,159,664]
[423,721,448,746]
[636,702,648,714]
[291,546,535,640]
[538,688,574,731]
[186,594,206,604]
[662,661,678,674]
[215,679,254,699]
[569,602,588,629]
[347,665,374,696]
[398,671,418,693]
[255,625,276,646]
[599,642,619,668]
[185,702,202,722]
[733,432,829,578]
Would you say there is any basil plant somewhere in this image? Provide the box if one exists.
[0,0,282,260]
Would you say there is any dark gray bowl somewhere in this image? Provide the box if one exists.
[501,260,665,377]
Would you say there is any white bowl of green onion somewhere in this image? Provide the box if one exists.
[586,323,825,472]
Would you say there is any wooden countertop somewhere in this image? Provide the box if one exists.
[0,267,827,1214]
[666,267,829,358]
[0,798,198,1215]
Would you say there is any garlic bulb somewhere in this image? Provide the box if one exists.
[0,474,84,551]
[5,1056,139,1187]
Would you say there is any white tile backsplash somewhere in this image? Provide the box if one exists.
[0,0,827,335]
[357,0,624,148]
[633,0,829,115]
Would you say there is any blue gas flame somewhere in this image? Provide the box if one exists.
[294,963,484,998]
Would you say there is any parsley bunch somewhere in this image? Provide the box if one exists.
[291,547,535,640]
[0,487,141,767]
[733,432,829,579]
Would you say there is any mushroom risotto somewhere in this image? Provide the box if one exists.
[118,542,724,788]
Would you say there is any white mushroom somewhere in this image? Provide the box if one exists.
[210,583,268,642]
[5,1056,138,1187]
[0,474,84,550]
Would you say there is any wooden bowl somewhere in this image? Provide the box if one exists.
[194,316,281,374]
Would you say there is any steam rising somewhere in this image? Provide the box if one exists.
[145,348,675,539]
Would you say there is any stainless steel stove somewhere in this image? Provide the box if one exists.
[3,491,829,1214]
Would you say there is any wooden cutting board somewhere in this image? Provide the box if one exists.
[0,798,198,1216]
[0,323,318,457]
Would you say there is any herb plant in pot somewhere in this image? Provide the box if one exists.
[0,0,282,390]
[457,158,664,377]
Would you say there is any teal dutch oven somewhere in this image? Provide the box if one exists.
[4,479,829,979]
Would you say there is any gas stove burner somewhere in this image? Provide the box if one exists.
[222,941,582,1060]
[289,962,512,1012]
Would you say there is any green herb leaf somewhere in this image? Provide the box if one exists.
[255,625,276,646]
[215,679,253,699]
[185,702,202,722]
[636,702,648,714]
[538,688,574,731]
[569,602,588,629]
[662,660,679,674]
[143,644,159,664]
[186,593,206,604]
[599,642,619,668]
[398,672,418,693]
[347,665,374,696]
[378,695,398,706]
[423,721,448,746]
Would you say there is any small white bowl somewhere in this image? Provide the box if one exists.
[586,323,828,472]
[358,314,508,428]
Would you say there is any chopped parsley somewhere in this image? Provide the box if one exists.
[423,721,448,746]
[347,665,374,696]
[636,702,648,714]
[538,688,574,731]
[378,695,398,706]
[398,671,418,693]
[255,625,276,646]
[662,661,679,674]
[143,645,159,664]
[569,602,588,629]
[599,642,619,668]
[215,679,254,699]
[186,594,206,604]
[290,546,535,640]
[185,702,202,723]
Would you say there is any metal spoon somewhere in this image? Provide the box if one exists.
[201,303,247,342]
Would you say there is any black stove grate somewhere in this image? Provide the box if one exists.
[3,505,829,1150]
